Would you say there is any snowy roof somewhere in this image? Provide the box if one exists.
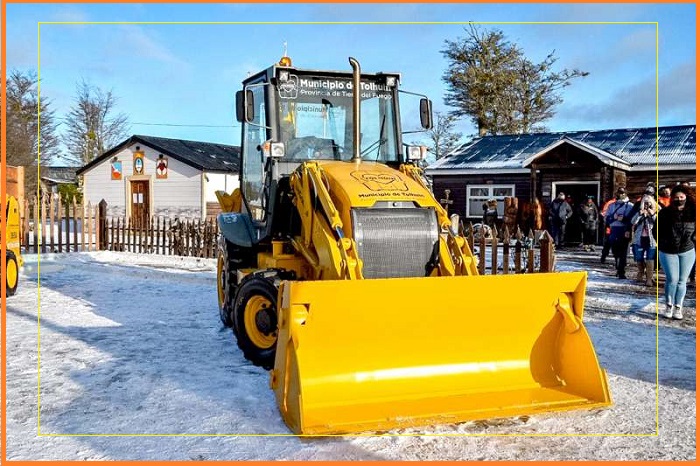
[428,125,696,172]
[40,166,80,184]
[77,135,241,175]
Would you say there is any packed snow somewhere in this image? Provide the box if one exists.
[4,249,695,460]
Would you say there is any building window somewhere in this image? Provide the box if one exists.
[466,184,515,217]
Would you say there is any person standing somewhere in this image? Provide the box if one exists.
[658,186,671,208]
[657,185,696,319]
[605,187,635,279]
[578,196,599,251]
[549,192,572,249]
[631,194,658,286]
[599,195,617,263]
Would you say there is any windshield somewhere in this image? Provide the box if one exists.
[275,73,399,162]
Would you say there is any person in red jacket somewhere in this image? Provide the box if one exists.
[658,186,671,208]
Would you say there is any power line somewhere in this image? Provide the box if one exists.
[53,117,239,128]
[131,122,240,128]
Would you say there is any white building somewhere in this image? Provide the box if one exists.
[78,135,240,221]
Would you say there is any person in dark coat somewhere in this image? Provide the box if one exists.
[599,195,617,263]
[548,192,573,249]
[605,187,635,279]
[657,185,696,319]
[578,196,599,252]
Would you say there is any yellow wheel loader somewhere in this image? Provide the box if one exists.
[3,195,23,296]
[216,56,611,435]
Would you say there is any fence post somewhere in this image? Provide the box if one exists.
[72,198,78,252]
[539,230,555,272]
[466,222,474,252]
[40,195,47,254]
[64,198,71,252]
[98,200,108,250]
[491,233,498,275]
[57,197,63,253]
[80,201,86,252]
[503,226,510,275]
[168,218,173,255]
[478,234,486,275]
[32,196,39,253]
[86,202,93,252]
[49,195,56,253]
[514,239,522,274]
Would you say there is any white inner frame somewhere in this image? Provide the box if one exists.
[551,181,600,204]
[465,184,516,217]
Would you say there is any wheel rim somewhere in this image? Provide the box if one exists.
[243,295,276,349]
[216,255,226,308]
[6,258,18,290]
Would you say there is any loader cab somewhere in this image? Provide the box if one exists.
[235,59,432,237]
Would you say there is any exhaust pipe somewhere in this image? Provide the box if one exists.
[349,57,361,163]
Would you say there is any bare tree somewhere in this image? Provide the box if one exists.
[442,24,588,136]
[62,80,130,164]
[424,111,463,160]
[3,69,61,197]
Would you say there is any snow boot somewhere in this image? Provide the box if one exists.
[672,306,683,320]
[663,304,674,319]
[636,262,645,282]
[645,261,655,287]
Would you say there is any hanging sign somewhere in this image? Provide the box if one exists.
[133,151,145,175]
[111,160,122,180]
[156,154,168,179]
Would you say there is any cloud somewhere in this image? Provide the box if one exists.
[572,27,657,74]
[557,61,695,128]
[50,9,90,23]
[114,25,190,70]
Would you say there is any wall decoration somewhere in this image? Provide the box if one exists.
[156,154,168,179]
[133,151,145,175]
[111,160,122,180]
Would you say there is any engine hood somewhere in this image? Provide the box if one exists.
[316,161,436,209]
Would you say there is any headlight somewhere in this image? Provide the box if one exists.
[406,145,427,161]
[262,140,286,158]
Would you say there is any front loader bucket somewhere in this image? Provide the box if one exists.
[272,272,611,435]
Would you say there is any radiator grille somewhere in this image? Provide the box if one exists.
[351,208,439,279]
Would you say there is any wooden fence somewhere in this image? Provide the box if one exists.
[463,223,556,274]
[22,196,219,258]
[21,197,554,270]
[23,195,101,253]
[103,215,219,258]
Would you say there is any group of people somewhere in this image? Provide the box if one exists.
[600,183,696,320]
[547,182,696,320]
[547,192,600,252]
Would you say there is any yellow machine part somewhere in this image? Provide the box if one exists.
[4,195,23,265]
[215,188,242,213]
[272,271,611,435]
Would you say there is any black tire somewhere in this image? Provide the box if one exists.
[217,237,256,328]
[232,273,280,370]
[216,239,237,327]
[6,251,19,297]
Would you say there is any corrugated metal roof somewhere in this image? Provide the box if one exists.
[40,166,80,183]
[428,125,696,171]
[78,135,241,175]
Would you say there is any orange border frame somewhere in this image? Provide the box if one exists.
[1,0,698,464]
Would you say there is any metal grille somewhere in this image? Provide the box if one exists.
[351,207,439,279]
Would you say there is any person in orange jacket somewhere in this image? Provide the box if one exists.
[658,186,671,208]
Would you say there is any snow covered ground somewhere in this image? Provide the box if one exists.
[4,249,696,460]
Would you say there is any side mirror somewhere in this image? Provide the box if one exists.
[235,90,255,123]
[420,98,433,130]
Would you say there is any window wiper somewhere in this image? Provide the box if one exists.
[360,113,387,161]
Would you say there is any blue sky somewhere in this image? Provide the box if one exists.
[3,2,696,164]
